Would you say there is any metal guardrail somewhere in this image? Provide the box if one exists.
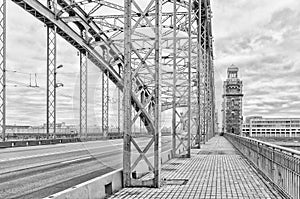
[224,133,300,199]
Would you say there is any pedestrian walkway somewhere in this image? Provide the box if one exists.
[109,136,283,199]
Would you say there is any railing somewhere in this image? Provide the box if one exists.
[225,133,300,199]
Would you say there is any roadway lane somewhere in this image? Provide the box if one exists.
[0,136,171,199]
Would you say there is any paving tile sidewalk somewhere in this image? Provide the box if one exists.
[109,136,283,199]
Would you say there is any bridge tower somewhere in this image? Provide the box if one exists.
[222,65,243,135]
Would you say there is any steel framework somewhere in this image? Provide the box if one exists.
[123,0,162,187]
[4,0,215,188]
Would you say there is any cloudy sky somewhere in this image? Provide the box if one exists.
[211,0,300,120]
[4,0,300,126]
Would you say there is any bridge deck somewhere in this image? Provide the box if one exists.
[109,136,283,199]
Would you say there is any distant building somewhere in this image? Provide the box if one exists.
[243,117,300,137]
[6,125,31,133]
[6,123,77,135]
[222,65,244,134]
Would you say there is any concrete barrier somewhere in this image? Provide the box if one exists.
[12,141,27,147]
[43,169,123,199]
[43,148,177,199]
[0,138,81,149]
[0,141,12,148]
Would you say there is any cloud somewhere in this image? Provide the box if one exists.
[212,0,300,119]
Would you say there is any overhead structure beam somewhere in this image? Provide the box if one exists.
[0,0,5,142]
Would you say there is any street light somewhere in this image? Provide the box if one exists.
[55,83,64,88]
[53,64,63,139]
[54,64,63,88]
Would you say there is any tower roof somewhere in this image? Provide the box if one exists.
[227,64,239,72]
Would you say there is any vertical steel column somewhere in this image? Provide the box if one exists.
[172,0,177,156]
[118,66,121,135]
[211,66,214,137]
[200,1,205,144]
[102,69,109,136]
[154,0,162,187]
[208,52,215,137]
[46,0,57,139]
[206,0,215,139]
[186,0,192,158]
[201,0,208,143]
[80,30,88,138]
[196,0,202,148]
[123,0,132,187]
[204,54,209,142]
[0,0,5,141]
[204,0,211,140]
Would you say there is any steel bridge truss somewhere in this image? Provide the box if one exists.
[0,0,215,188]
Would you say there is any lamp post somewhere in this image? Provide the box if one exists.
[53,64,63,138]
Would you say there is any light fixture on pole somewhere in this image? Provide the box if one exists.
[53,64,63,138]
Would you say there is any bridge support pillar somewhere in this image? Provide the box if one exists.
[196,0,202,148]
[123,0,162,188]
[0,0,6,141]
[79,29,88,138]
[153,0,162,187]
[171,0,177,157]
[186,0,192,158]
[46,0,57,139]
[102,70,109,137]
[172,0,201,157]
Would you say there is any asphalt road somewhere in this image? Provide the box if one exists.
[0,136,171,199]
